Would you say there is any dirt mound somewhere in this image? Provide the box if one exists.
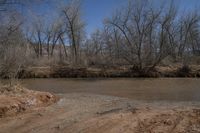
[0,84,29,95]
[0,85,57,118]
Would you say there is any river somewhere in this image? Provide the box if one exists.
[21,78,200,102]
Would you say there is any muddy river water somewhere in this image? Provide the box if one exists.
[21,78,200,102]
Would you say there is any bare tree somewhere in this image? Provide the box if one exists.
[149,2,178,70]
[177,11,200,62]
[0,11,27,85]
[26,16,45,58]
[61,0,85,65]
[84,29,106,65]
[105,0,164,70]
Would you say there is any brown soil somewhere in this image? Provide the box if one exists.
[0,85,57,118]
[0,93,200,133]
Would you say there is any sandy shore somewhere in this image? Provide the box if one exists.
[0,93,200,133]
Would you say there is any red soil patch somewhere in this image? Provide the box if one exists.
[0,85,58,118]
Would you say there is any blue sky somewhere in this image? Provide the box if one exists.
[24,0,200,35]
[83,0,126,34]
[82,0,200,34]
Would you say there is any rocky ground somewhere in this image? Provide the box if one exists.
[0,92,200,133]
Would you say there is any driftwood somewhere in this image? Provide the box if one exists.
[96,108,123,115]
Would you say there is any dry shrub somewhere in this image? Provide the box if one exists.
[177,65,191,77]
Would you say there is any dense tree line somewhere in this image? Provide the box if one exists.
[0,0,200,79]
[87,0,200,71]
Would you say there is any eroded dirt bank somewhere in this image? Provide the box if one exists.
[0,85,57,118]
[1,93,200,133]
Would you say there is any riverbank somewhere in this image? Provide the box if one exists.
[18,65,200,78]
[0,85,57,118]
[1,93,200,133]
